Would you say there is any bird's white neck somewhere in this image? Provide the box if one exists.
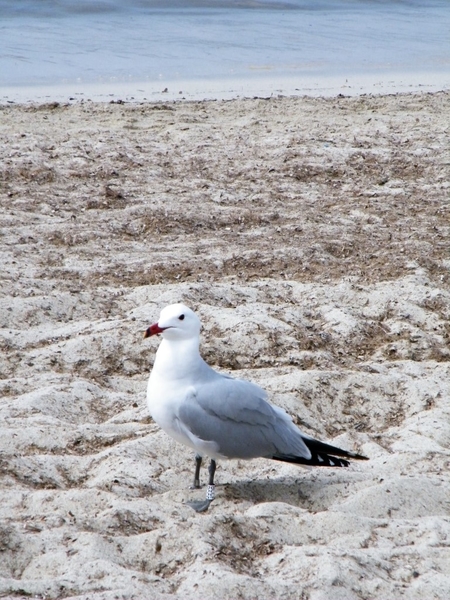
[153,336,203,382]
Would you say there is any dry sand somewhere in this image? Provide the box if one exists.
[0,91,449,599]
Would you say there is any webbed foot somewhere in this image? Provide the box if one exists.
[186,483,215,513]
[186,499,213,513]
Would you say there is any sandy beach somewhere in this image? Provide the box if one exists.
[0,90,449,599]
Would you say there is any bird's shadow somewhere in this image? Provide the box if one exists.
[218,475,342,512]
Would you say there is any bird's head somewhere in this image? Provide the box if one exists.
[144,303,201,341]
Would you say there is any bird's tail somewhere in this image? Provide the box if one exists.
[272,437,368,468]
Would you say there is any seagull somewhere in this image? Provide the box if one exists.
[144,303,368,512]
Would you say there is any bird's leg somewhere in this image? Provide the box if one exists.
[186,459,217,513]
[190,454,202,489]
[206,459,216,502]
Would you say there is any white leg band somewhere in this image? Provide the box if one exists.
[206,485,215,501]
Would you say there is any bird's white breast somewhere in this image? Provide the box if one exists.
[147,375,220,456]
[147,370,187,429]
[146,337,223,456]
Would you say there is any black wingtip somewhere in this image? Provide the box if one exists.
[301,437,369,462]
[272,453,351,468]
[271,437,368,468]
[348,452,369,461]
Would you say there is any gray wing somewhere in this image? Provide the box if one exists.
[177,373,311,460]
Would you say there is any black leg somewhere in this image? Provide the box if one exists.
[186,458,217,513]
[191,454,202,489]
[207,459,216,487]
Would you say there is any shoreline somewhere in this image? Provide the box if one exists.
[1,69,449,104]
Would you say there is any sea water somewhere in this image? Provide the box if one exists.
[0,0,449,100]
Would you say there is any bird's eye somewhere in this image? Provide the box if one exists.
[178,314,185,321]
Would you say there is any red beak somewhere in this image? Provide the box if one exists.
[144,322,166,338]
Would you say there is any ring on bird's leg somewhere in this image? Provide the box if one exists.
[206,484,215,501]
[186,461,216,512]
